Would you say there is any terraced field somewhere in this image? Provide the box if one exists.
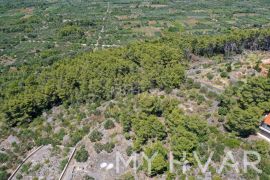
[1,0,270,66]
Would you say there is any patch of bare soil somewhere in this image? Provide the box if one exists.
[19,7,34,14]
[0,55,16,66]
[260,58,270,76]
[149,4,168,8]
[148,20,157,25]
[133,26,161,37]
[184,17,199,26]
[115,14,138,20]
[0,135,20,151]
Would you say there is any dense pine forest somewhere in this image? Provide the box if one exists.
[1,28,270,127]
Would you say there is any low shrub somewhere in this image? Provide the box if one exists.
[223,138,241,149]
[0,153,8,163]
[94,143,103,154]
[103,142,115,153]
[104,119,115,130]
[75,146,89,162]
[60,159,68,170]
[220,71,229,78]
[84,175,95,180]
[126,146,133,156]
[89,130,103,142]
[0,170,8,180]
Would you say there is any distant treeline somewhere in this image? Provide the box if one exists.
[162,28,270,57]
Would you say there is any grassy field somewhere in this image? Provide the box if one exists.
[1,0,270,66]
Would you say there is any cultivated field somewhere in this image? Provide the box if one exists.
[1,0,270,66]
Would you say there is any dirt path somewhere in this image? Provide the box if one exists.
[9,146,43,180]
[94,2,111,51]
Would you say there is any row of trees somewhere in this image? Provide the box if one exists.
[188,28,270,57]
[162,28,270,58]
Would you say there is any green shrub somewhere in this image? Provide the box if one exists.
[0,170,8,180]
[166,172,176,180]
[31,163,42,172]
[196,94,205,105]
[84,175,95,180]
[36,137,54,146]
[243,169,257,179]
[60,159,68,170]
[212,144,225,162]
[0,153,8,163]
[94,109,101,116]
[261,159,270,175]
[69,130,84,146]
[220,71,229,78]
[218,107,228,116]
[21,162,32,174]
[212,175,222,180]
[206,73,214,80]
[119,172,134,180]
[58,25,84,37]
[207,91,218,99]
[193,82,201,89]
[55,128,66,142]
[124,133,131,140]
[16,174,23,180]
[40,49,58,59]
[226,63,232,72]
[103,142,115,153]
[104,119,115,130]
[200,86,208,94]
[254,61,261,72]
[218,116,225,122]
[143,142,168,176]
[94,143,104,154]
[251,140,270,156]
[126,146,133,156]
[223,138,241,149]
[186,78,194,89]
[89,130,103,142]
[226,107,263,137]
[260,173,270,180]
[75,146,89,162]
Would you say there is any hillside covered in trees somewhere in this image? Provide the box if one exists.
[0,27,270,179]
[1,28,270,126]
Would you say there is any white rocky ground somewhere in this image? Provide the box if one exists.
[11,145,73,180]
[63,123,134,180]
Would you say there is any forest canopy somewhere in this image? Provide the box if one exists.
[1,28,270,127]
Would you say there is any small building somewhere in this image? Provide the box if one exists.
[259,114,270,136]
